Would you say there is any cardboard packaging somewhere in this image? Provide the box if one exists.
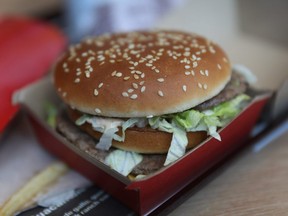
[15,76,271,215]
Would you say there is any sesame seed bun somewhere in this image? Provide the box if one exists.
[53,30,231,117]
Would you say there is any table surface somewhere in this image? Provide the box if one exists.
[168,120,288,216]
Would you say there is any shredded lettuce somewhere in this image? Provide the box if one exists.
[105,149,143,176]
[45,102,58,128]
[76,93,250,174]
[164,126,188,165]
[76,115,124,150]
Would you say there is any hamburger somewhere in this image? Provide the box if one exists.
[53,30,251,177]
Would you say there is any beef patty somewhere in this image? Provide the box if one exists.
[195,71,248,110]
[56,113,165,176]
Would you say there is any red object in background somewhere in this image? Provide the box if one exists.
[0,17,67,133]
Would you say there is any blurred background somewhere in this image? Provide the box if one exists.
[1,0,287,91]
[0,0,287,46]
[0,0,185,42]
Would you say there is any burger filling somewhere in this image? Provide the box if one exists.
[74,68,253,175]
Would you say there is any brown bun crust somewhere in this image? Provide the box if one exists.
[67,108,207,154]
[53,30,231,118]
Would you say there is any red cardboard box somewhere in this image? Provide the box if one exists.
[15,76,271,215]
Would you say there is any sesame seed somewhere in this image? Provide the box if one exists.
[185,71,191,75]
[95,108,101,114]
[191,70,195,76]
[185,65,190,69]
[122,92,129,97]
[140,73,145,78]
[158,90,164,97]
[111,70,117,76]
[62,63,68,68]
[97,55,105,61]
[184,52,190,56]
[141,86,146,92]
[130,94,138,99]
[200,70,205,75]
[76,58,81,63]
[62,92,67,97]
[98,83,104,88]
[116,72,122,77]
[64,68,69,73]
[193,62,198,68]
[154,69,160,73]
[209,46,216,53]
[157,78,165,82]
[123,76,130,81]
[223,57,228,63]
[203,84,208,89]
[134,74,139,79]
[94,89,99,96]
[198,83,203,89]
[82,52,88,57]
[85,72,90,78]
[146,63,152,67]
[128,88,134,93]
[217,64,222,69]
[132,83,138,89]
[182,85,187,92]
[74,78,80,83]
[205,70,209,76]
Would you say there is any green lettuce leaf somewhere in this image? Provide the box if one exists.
[76,93,250,173]
[164,126,188,166]
[76,115,124,150]
[45,102,58,128]
[105,149,143,176]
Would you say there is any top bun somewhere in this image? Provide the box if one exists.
[53,30,231,117]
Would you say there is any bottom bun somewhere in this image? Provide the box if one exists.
[67,108,207,154]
